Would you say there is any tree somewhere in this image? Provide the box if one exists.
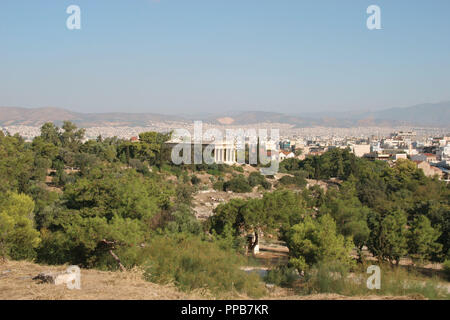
[367,210,408,265]
[61,121,85,151]
[285,214,354,273]
[40,122,61,146]
[320,178,370,260]
[210,190,309,254]
[407,216,442,264]
[0,192,40,260]
[138,131,171,166]
[0,133,35,193]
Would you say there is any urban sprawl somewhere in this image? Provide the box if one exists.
[2,122,449,182]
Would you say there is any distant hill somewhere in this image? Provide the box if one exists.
[0,107,80,126]
[207,102,450,128]
[369,102,450,126]
[0,102,449,128]
[295,101,450,127]
[0,107,184,127]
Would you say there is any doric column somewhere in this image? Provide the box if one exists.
[214,144,219,163]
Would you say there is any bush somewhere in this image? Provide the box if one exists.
[444,260,450,281]
[296,262,449,299]
[261,180,272,190]
[279,172,307,188]
[223,175,252,193]
[213,181,224,191]
[166,204,202,235]
[248,172,271,190]
[264,265,299,287]
[190,175,201,185]
[232,165,244,173]
[248,172,264,187]
[143,234,266,297]
[300,261,353,295]
[129,159,149,175]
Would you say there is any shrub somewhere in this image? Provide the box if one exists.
[248,172,264,187]
[261,180,272,190]
[296,262,449,299]
[223,175,252,193]
[232,165,244,173]
[129,159,149,175]
[300,261,353,295]
[279,172,307,188]
[166,204,202,235]
[444,260,450,281]
[213,181,224,191]
[264,265,299,287]
[190,175,201,185]
[143,234,266,297]
[248,172,271,190]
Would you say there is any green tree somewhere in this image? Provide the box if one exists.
[367,210,408,265]
[40,122,61,146]
[61,121,86,151]
[407,216,442,263]
[0,192,40,260]
[320,178,370,259]
[285,214,354,273]
[0,133,35,193]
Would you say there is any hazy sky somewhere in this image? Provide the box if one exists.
[1,0,449,114]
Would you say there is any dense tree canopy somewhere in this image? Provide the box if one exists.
[0,122,448,278]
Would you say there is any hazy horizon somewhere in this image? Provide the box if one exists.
[1,0,450,114]
[1,100,449,118]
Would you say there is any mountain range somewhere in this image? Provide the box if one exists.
[0,102,448,128]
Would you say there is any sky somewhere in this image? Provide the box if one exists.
[0,0,449,115]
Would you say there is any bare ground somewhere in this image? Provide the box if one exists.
[193,189,263,219]
[0,260,427,300]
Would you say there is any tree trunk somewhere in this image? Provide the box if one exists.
[109,250,126,272]
[248,230,260,255]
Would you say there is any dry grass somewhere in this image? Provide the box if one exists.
[0,260,202,300]
[0,259,425,300]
